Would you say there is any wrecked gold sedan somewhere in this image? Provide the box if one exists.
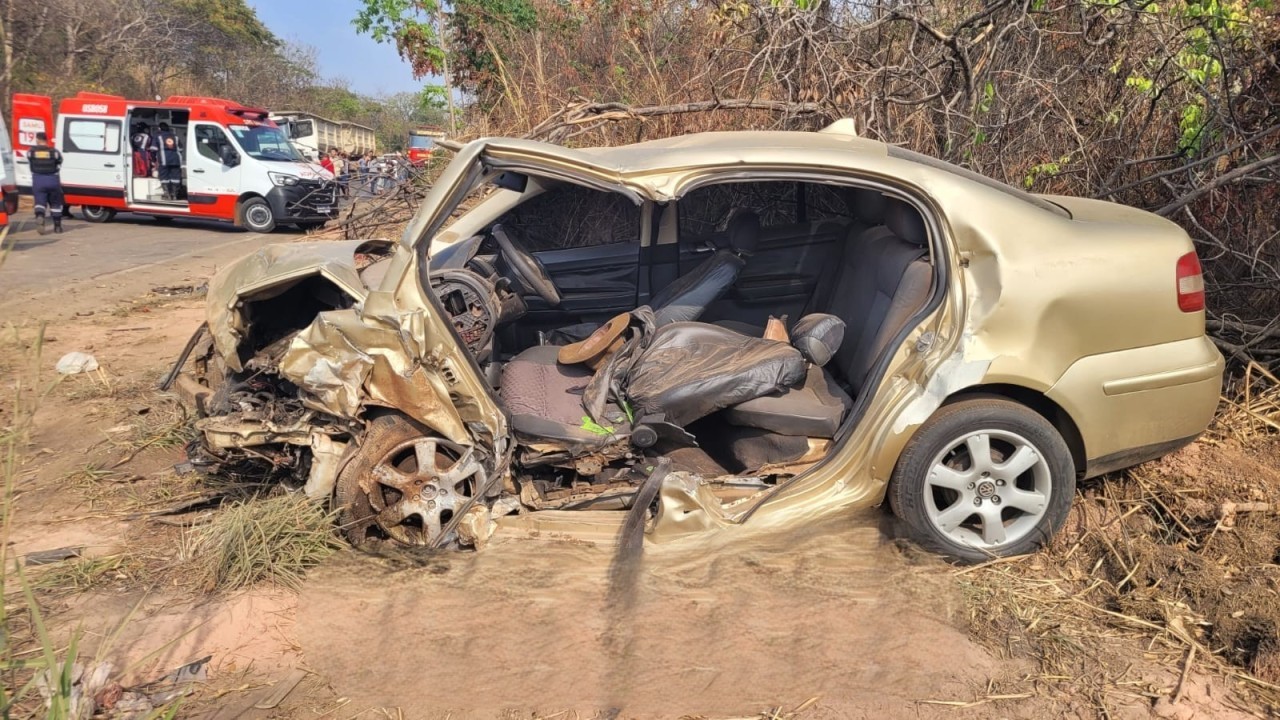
[167,121,1223,562]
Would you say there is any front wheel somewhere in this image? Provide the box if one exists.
[335,414,484,548]
[81,206,116,223]
[237,197,276,233]
[888,397,1075,563]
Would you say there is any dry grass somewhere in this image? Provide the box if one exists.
[185,494,341,592]
[27,554,149,599]
[57,366,117,401]
[676,697,822,719]
[1215,362,1280,439]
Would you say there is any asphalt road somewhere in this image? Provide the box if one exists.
[0,211,291,317]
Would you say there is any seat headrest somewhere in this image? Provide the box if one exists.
[790,313,846,367]
[885,199,928,246]
[852,189,886,225]
[728,210,761,256]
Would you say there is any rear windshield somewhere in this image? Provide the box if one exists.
[887,146,1071,218]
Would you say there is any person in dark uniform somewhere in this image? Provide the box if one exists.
[150,122,184,200]
[28,132,65,235]
[131,123,153,177]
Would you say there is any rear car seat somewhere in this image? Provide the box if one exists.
[712,188,884,337]
[831,198,932,396]
[720,197,933,437]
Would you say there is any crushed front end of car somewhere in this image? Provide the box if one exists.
[165,235,513,549]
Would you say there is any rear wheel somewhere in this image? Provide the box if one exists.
[888,398,1075,563]
[237,197,276,233]
[81,206,116,223]
[336,414,483,548]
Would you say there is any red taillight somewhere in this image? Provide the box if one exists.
[1176,251,1205,313]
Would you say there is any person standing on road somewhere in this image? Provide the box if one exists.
[29,132,66,235]
[333,151,349,198]
[394,150,409,186]
[151,123,184,200]
[365,152,378,194]
[357,153,370,197]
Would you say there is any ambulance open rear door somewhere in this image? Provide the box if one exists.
[11,94,55,193]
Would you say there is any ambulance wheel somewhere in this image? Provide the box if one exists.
[238,197,276,233]
[81,206,116,223]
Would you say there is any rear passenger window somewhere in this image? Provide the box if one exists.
[64,118,122,154]
[679,182,798,237]
[802,183,854,222]
[496,184,641,252]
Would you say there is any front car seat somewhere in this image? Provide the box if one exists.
[500,345,632,456]
[544,210,761,347]
[722,314,852,438]
[500,314,807,461]
[650,210,760,325]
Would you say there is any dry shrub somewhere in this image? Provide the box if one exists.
[429,0,1280,368]
[187,494,340,591]
[1216,362,1280,439]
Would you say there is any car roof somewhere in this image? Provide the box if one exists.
[480,121,1067,217]
[570,127,888,171]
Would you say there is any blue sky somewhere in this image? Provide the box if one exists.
[248,0,423,96]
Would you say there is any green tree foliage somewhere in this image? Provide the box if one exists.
[353,0,447,77]
[165,0,277,45]
[0,0,300,106]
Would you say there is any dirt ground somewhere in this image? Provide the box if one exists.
[2,259,1278,718]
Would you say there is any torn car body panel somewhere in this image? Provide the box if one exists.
[206,238,388,372]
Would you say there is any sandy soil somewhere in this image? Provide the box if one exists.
[2,265,1274,719]
[296,516,1039,718]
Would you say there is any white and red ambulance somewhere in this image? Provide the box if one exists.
[11,92,337,232]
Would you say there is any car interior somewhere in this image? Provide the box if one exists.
[124,108,191,205]
[425,176,935,505]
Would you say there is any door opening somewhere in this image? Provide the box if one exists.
[125,107,190,207]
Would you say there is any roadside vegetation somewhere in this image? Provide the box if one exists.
[0,0,448,149]
[958,386,1280,714]
[361,0,1279,367]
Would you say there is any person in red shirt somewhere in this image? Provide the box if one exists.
[320,149,335,175]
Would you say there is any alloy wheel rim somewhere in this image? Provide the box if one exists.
[922,429,1051,550]
[358,436,480,546]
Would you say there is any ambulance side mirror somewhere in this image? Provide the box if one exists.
[220,147,240,168]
